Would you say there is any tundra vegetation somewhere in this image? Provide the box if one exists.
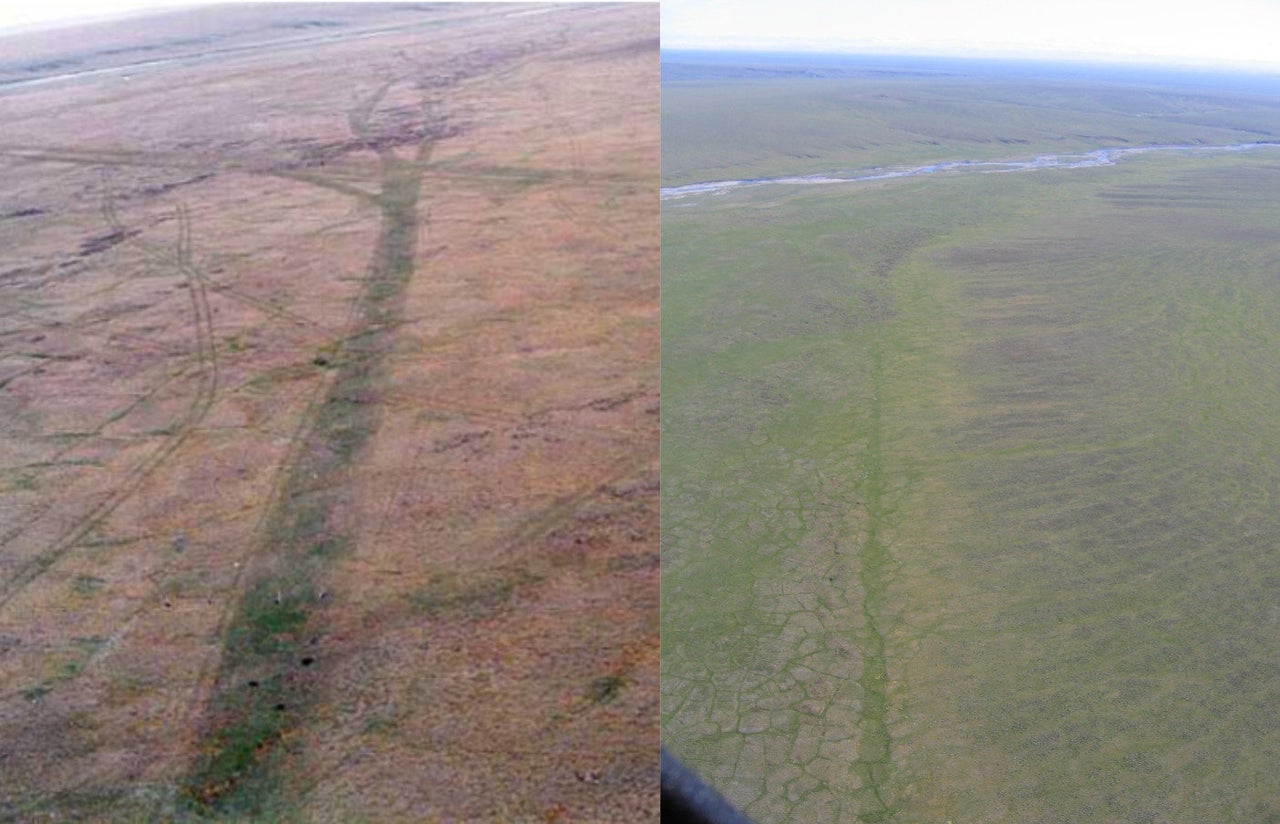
[662,52,1280,823]
[0,5,658,821]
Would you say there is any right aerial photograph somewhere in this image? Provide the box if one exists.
[658,2,1280,822]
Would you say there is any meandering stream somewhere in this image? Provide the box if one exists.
[661,141,1280,200]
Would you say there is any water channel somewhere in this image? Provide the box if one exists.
[661,141,1280,201]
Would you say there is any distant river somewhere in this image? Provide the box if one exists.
[660,142,1280,201]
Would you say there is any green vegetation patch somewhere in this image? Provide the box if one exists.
[662,98,1280,822]
[587,674,626,705]
[182,132,429,820]
[229,581,314,657]
[408,568,543,623]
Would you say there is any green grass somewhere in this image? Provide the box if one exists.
[229,582,313,656]
[18,637,107,703]
[407,569,542,622]
[185,675,293,818]
[71,574,106,595]
[6,471,38,491]
[588,674,627,705]
[21,684,52,702]
[662,66,1280,822]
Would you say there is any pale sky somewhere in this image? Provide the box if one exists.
[1,0,210,32]
[0,0,642,34]
[663,0,1280,70]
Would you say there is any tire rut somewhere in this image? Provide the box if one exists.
[0,198,219,609]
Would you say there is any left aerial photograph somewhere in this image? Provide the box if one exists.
[0,3,659,821]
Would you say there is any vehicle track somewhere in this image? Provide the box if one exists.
[0,172,362,559]
[0,199,218,609]
[531,79,584,227]
[0,359,200,551]
[3,15,654,813]
[178,67,450,810]
[849,339,899,823]
[177,33,632,808]
[105,196,340,334]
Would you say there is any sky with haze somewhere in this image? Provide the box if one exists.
[3,0,245,32]
[2,0,1277,73]
[663,0,1280,70]
[0,0,634,34]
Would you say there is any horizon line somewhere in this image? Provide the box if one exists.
[659,45,1280,76]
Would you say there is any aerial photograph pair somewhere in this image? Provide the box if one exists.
[0,0,1277,821]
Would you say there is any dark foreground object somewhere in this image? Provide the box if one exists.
[661,748,755,824]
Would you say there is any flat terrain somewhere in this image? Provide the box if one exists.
[0,4,658,821]
[661,53,1280,186]
[662,55,1280,823]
